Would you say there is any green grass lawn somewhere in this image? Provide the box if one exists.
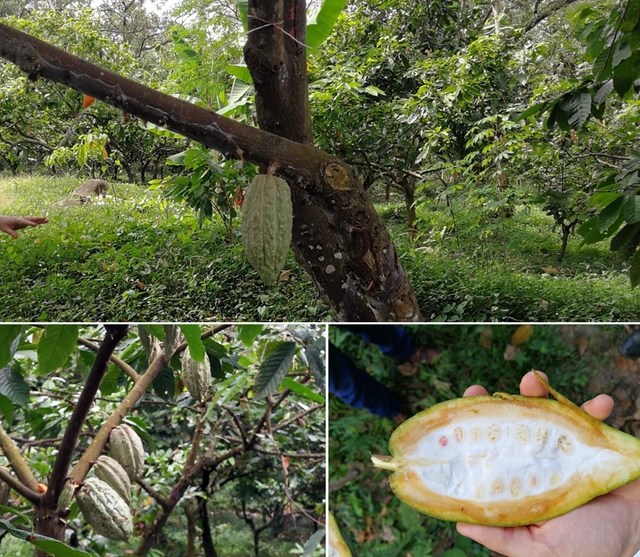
[328,324,630,557]
[0,174,637,321]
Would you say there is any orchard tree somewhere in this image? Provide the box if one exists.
[0,323,326,557]
[0,0,422,321]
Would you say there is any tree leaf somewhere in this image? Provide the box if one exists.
[141,324,165,340]
[610,223,640,254]
[0,365,29,407]
[564,90,591,129]
[180,325,204,363]
[306,0,348,51]
[598,196,625,233]
[226,64,253,84]
[153,365,176,400]
[237,324,264,347]
[281,377,325,403]
[37,325,79,375]
[624,195,640,223]
[0,395,12,425]
[236,0,248,31]
[303,529,325,557]
[0,325,23,369]
[304,338,326,392]
[254,342,296,399]
[631,250,640,288]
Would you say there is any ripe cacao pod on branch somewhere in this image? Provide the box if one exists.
[76,477,132,541]
[93,455,131,504]
[109,424,145,482]
[182,347,211,402]
[240,173,293,286]
[163,325,183,363]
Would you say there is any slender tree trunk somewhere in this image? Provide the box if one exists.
[558,221,573,262]
[198,469,218,557]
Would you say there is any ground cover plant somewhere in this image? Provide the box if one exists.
[2,175,640,321]
[328,324,639,556]
[0,323,326,557]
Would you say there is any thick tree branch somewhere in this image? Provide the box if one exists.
[77,336,140,382]
[523,0,580,31]
[0,426,40,493]
[44,325,130,507]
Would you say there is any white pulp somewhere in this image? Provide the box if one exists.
[406,417,622,502]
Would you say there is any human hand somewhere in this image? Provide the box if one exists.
[457,371,640,557]
[0,215,49,239]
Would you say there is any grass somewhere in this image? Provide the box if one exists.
[1,174,638,321]
[328,324,629,557]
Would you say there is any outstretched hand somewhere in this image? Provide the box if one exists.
[457,371,640,557]
[0,215,49,239]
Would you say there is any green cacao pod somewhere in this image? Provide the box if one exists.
[372,372,640,526]
[241,173,293,285]
[56,479,78,512]
[328,512,353,557]
[163,325,183,363]
[93,455,131,504]
[76,478,132,541]
[109,424,145,481]
[0,467,10,507]
[182,347,211,401]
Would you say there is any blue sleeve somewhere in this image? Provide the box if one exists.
[328,343,402,419]
[339,325,414,361]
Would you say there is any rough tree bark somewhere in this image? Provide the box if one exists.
[0,14,423,321]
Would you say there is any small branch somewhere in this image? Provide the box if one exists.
[0,466,40,504]
[137,478,171,511]
[271,404,323,433]
[0,426,40,493]
[77,336,140,382]
[222,406,248,448]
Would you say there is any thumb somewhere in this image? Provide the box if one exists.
[457,523,533,557]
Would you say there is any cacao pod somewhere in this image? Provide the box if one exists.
[0,467,10,507]
[93,455,131,504]
[328,511,353,557]
[372,372,640,526]
[241,173,293,285]
[109,424,145,481]
[138,326,161,365]
[57,479,78,512]
[76,478,132,541]
[182,347,211,401]
[163,325,184,363]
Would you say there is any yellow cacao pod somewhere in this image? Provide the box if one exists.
[109,424,145,482]
[93,455,132,505]
[76,477,132,541]
[241,174,293,285]
[328,512,352,557]
[372,372,640,526]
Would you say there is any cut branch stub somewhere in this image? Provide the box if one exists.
[372,372,640,526]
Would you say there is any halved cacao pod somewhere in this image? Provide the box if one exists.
[328,512,352,557]
[181,346,211,402]
[76,477,132,541]
[109,424,145,482]
[372,372,640,526]
[240,173,293,286]
[93,455,132,504]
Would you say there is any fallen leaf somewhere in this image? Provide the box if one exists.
[503,344,521,361]
[479,327,493,348]
[432,378,451,392]
[511,325,533,346]
[379,524,396,543]
[615,356,640,373]
[572,337,589,356]
[279,269,291,281]
[397,362,417,377]
[541,266,560,275]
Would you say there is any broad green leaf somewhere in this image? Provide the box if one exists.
[598,197,625,233]
[180,325,205,363]
[631,250,640,288]
[236,0,248,30]
[226,64,253,84]
[610,223,640,254]
[590,191,622,209]
[37,326,79,375]
[624,196,640,223]
[578,216,610,245]
[564,90,591,129]
[203,338,228,359]
[0,365,29,407]
[254,342,296,399]
[517,101,549,121]
[0,517,93,556]
[0,325,23,369]
[167,151,187,165]
[281,377,325,403]
[237,324,264,347]
[100,363,121,396]
[141,324,165,340]
[303,529,325,556]
[0,395,12,424]
[306,0,348,51]
[153,365,176,400]
[305,339,326,392]
[620,0,640,33]
[613,52,640,96]
[364,85,385,96]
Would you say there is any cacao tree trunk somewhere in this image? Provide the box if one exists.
[0,20,423,321]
